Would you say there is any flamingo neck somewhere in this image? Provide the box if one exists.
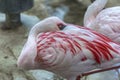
[84,0,108,27]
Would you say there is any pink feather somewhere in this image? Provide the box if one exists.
[17,17,120,80]
[84,0,120,44]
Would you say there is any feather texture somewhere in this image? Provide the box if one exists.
[17,17,120,80]
[84,0,120,44]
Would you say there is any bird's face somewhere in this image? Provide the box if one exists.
[40,17,67,31]
[29,16,67,37]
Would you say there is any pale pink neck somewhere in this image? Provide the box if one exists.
[84,0,108,27]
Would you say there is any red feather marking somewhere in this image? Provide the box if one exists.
[35,54,57,67]
[36,47,58,67]
[54,32,68,39]
[37,32,56,44]
[74,26,117,63]
[41,55,57,67]
[87,28,112,42]
[37,33,48,44]
[36,31,83,57]
[51,37,56,42]
[96,40,118,54]
[70,34,82,51]
[37,32,58,53]
[78,37,114,63]
[73,40,81,51]
[54,32,79,54]
[72,32,114,63]
[37,46,49,54]
[59,43,67,53]
[38,31,82,55]
[37,43,44,53]
[93,41,114,60]
[85,42,101,63]
[65,38,77,55]
[36,29,118,64]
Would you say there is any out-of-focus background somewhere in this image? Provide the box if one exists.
[0,0,120,80]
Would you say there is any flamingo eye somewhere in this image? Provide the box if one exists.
[57,23,66,30]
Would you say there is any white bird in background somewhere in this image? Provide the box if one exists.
[17,17,120,80]
[78,0,120,8]
[84,0,120,44]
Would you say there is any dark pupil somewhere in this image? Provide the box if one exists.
[58,23,66,30]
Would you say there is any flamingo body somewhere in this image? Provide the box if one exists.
[18,17,120,80]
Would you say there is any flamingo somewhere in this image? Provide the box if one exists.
[84,0,120,44]
[78,0,120,8]
[17,17,120,80]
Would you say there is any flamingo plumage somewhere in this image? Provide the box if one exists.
[18,17,120,80]
[84,0,120,43]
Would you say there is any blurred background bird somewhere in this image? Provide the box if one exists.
[17,16,120,80]
[84,0,120,44]
[78,0,120,8]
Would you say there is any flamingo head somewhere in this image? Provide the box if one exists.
[17,16,66,70]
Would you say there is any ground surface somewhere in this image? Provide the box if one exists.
[0,24,58,80]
